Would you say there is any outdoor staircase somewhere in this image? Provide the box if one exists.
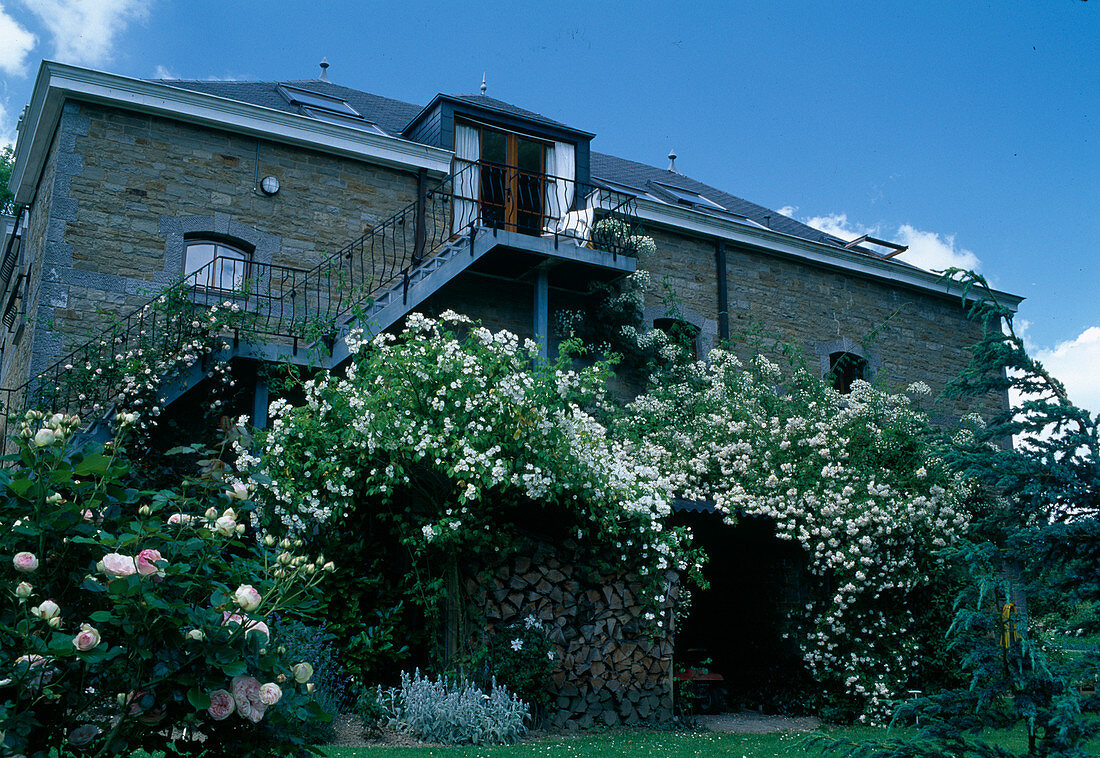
[0,164,639,443]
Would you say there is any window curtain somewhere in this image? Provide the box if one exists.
[453,124,480,234]
[545,141,576,232]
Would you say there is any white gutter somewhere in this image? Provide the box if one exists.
[631,197,1024,310]
[10,61,454,204]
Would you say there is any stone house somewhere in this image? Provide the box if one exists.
[1,60,1021,724]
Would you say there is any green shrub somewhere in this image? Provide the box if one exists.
[1,412,331,757]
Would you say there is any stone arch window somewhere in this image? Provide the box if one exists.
[643,304,717,359]
[184,236,253,291]
[654,317,702,361]
[828,351,868,394]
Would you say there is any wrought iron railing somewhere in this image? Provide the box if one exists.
[0,162,640,435]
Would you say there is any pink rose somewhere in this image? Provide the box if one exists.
[100,553,136,579]
[233,584,262,612]
[72,623,101,651]
[259,682,282,705]
[68,724,100,746]
[13,551,38,573]
[231,675,267,723]
[221,611,269,643]
[207,688,235,720]
[167,513,192,525]
[135,549,164,577]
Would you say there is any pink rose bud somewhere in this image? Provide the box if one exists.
[168,513,192,525]
[32,599,60,621]
[100,553,136,579]
[207,689,236,721]
[72,623,101,651]
[16,581,32,598]
[13,552,38,573]
[292,662,313,684]
[32,428,57,447]
[215,516,236,536]
[135,549,164,577]
[233,584,262,612]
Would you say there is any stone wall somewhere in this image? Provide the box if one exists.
[8,99,420,384]
[636,226,1006,422]
[477,544,677,728]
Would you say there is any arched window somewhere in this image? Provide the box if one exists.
[184,239,251,290]
[828,351,868,394]
[654,317,701,361]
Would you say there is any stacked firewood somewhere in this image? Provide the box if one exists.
[474,544,677,728]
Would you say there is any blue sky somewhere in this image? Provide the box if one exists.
[0,1,1097,410]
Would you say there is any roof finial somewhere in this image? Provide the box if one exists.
[480,73,487,95]
[318,57,330,82]
[667,148,678,173]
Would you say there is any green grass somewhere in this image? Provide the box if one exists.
[318,724,1100,757]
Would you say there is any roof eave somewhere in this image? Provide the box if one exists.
[10,61,454,204]
[630,197,1024,311]
[402,93,596,140]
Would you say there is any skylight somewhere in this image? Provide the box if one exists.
[277,84,359,116]
[300,106,389,136]
[653,182,726,210]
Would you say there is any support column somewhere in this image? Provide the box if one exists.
[252,372,269,430]
[534,264,549,362]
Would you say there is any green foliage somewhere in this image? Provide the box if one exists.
[375,669,529,745]
[243,311,695,677]
[820,269,1100,756]
[1,413,331,757]
[476,616,555,715]
[1,144,15,217]
[617,347,969,721]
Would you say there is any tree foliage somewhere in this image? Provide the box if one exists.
[819,269,1099,756]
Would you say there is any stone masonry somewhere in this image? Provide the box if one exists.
[3,100,420,387]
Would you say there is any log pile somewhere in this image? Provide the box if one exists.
[474,543,678,728]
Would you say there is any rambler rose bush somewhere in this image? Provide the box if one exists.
[1,412,330,757]
[241,312,699,641]
[617,350,973,722]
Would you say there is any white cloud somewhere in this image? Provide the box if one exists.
[1033,326,1100,416]
[0,3,36,75]
[153,64,176,80]
[894,225,980,273]
[0,100,14,148]
[794,210,983,273]
[19,0,150,67]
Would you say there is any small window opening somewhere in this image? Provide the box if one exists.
[655,317,701,361]
[829,351,868,394]
[184,239,251,291]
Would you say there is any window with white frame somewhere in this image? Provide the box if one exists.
[184,239,251,291]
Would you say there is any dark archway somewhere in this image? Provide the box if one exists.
[672,509,812,712]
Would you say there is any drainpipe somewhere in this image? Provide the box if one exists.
[533,264,549,362]
[715,240,729,343]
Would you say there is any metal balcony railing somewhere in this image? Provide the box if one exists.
[0,162,640,434]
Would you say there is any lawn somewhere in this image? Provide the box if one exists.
[318,725,1100,757]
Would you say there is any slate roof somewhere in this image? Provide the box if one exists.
[446,93,580,133]
[154,77,864,251]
